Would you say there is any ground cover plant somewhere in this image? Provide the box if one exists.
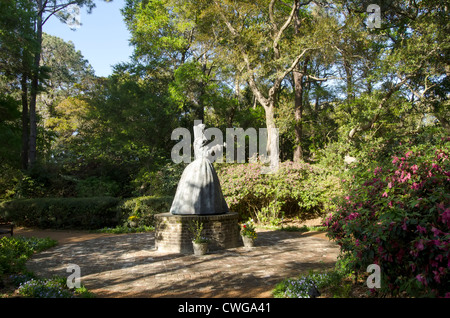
[0,236,93,298]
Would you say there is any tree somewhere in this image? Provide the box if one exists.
[0,0,37,170]
[123,0,220,123]
[26,0,106,169]
[342,0,450,140]
[39,33,95,123]
[187,0,334,160]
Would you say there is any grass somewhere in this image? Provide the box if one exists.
[278,224,327,232]
[95,224,154,234]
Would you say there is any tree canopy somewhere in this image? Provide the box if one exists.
[0,0,448,199]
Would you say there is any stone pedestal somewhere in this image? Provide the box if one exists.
[155,212,242,254]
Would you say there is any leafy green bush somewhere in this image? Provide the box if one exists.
[0,237,57,275]
[117,195,173,227]
[0,197,120,230]
[325,135,450,297]
[216,161,342,224]
[131,161,186,196]
[75,176,120,197]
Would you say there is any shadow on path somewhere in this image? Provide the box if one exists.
[24,229,339,298]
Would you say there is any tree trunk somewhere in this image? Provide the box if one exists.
[21,72,29,170]
[292,63,306,162]
[263,103,278,162]
[28,0,43,169]
[292,9,307,162]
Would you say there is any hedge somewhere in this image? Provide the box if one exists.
[0,197,121,230]
[0,195,174,230]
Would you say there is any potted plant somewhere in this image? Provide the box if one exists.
[241,219,257,248]
[189,220,209,255]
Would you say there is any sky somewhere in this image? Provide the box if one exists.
[44,0,134,77]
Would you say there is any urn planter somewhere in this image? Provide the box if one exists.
[241,235,255,248]
[192,242,209,255]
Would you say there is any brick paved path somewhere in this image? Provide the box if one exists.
[26,230,339,298]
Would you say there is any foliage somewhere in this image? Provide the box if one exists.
[75,176,120,198]
[324,132,450,297]
[273,271,338,298]
[12,275,95,298]
[217,161,342,225]
[240,219,257,240]
[17,277,74,298]
[0,197,120,230]
[131,161,186,197]
[0,236,57,276]
[96,224,154,234]
[0,236,94,298]
[189,220,208,244]
[117,195,173,227]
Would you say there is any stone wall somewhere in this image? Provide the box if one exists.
[155,212,242,254]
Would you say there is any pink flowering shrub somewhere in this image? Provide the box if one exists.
[325,136,450,297]
[216,161,342,224]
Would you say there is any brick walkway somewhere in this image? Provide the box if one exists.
[25,229,339,298]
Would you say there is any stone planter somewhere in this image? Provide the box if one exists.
[128,221,138,228]
[192,242,209,255]
[241,235,255,248]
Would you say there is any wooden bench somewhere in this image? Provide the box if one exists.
[0,222,14,237]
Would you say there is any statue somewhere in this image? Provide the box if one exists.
[170,121,229,215]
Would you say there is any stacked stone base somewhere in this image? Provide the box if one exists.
[155,212,242,254]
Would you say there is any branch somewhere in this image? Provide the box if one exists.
[348,76,409,139]
[272,0,299,58]
[42,1,81,26]
[269,48,312,100]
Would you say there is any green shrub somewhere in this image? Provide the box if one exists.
[216,161,342,224]
[117,195,173,227]
[75,176,120,197]
[0,196,120,230]
[0,237,57,275]
[131,161,186,196]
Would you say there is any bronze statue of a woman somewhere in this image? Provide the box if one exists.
[170,122,229,215]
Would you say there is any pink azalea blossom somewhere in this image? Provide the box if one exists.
[416,274,427,286]
[417,225,427,234]
[415,239,425,251]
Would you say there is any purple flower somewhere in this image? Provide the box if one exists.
[415,239,425,251]
[416,274,427,286]
[417,225,427,234]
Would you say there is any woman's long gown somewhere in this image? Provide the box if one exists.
[170,125,229,215]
